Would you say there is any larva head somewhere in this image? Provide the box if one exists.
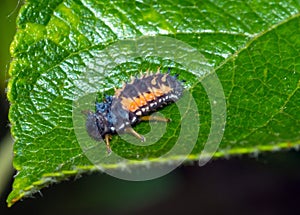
[85,111,108,141]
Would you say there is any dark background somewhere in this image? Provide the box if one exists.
[1,1,300,214]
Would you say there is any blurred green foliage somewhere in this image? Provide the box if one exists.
[0,0,19,90]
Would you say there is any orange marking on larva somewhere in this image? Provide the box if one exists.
[144,92,155,101]
[121,97,139,112]
[152,88,164,97]
[159,84,172,94]
[161,74,167,82]
[129,102,138,112]
[151,77,157,85]
[114,88,122,97]
[135,96,147,107]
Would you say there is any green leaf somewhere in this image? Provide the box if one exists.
[7,0,300,206]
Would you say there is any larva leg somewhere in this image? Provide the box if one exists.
[124,127,145,142]
[105,134,112,154]
[140,115,170,122]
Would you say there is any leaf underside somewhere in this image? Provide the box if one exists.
[7,0,300,206]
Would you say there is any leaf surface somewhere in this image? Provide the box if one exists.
[7,0,300,206]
